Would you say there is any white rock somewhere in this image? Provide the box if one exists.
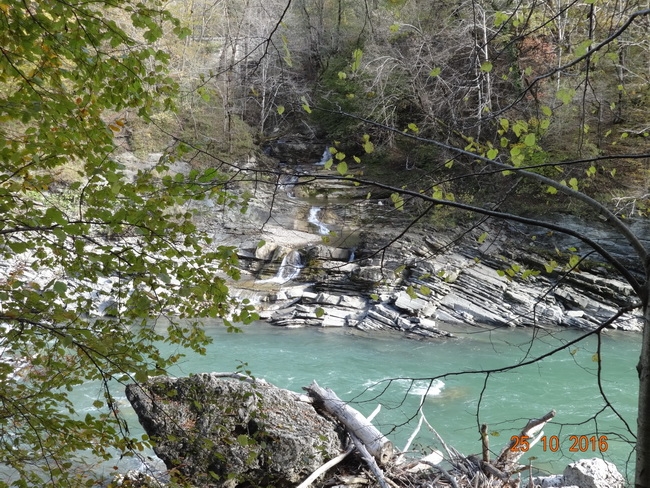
[562,458,625,488]
[339,295,367,310]
[533,474,563,487]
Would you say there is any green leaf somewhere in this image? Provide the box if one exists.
[407,123,419,133]
[390,192,404,210]
[494,11,509,27]
[568,177,579,190]
[524,133,536,147]
[477,232,488,244]
[429,67,441,77]
[574,39,593,58]
[300,96,312,113]
[315,307,324,318]
[336,161,348,176]
[486,148,498,159]
[53,281,68,295]
[351,48,363,72]
[480,61,493,73]
[406,286,417,299]
[547,186,558,195]
[556,88,575,105]
[277,105,285,115]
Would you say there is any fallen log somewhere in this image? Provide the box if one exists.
[305,380,395,465]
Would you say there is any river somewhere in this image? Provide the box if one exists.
[75,319,640,483]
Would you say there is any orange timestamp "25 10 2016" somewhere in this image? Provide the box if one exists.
[510,435,608,453]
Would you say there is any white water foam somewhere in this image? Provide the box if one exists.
[257,250,304,284]
[308,207,330,235]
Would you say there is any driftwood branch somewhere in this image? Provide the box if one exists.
[297,403,384,488]
[305,380,394,465]
[349,431,390,488]
[495,409,556,470]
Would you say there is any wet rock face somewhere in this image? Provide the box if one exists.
[125,374,344,487]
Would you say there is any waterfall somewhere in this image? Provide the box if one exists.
[308,207,330,235]
[258,250,304,284]
[279,174,298,198]
[315,147,332,166]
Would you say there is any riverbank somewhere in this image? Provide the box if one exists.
[2,151,643,337]
[216,173,645,337]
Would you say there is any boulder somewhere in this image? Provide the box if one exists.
[562,458,625,488]
[125,374,344,487]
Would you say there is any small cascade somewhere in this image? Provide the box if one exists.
[258,250,304,284]
[308,207,330,235]
[279,174,299,198]
[348,247,356,262]
[315,147,332,166]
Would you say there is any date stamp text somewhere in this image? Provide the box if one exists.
[509,435,608,452]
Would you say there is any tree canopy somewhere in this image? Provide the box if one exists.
[0,1,256,485]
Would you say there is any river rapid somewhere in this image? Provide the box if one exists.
[73,319,640,483]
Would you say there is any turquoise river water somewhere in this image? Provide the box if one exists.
[71,319,642,483]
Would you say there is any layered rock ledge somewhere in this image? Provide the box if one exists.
[235,223,643,337]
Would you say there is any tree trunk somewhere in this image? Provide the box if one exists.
[636,292,650,488]
[305,381,394,465]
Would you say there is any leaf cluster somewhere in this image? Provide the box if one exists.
[0,2,249,486]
